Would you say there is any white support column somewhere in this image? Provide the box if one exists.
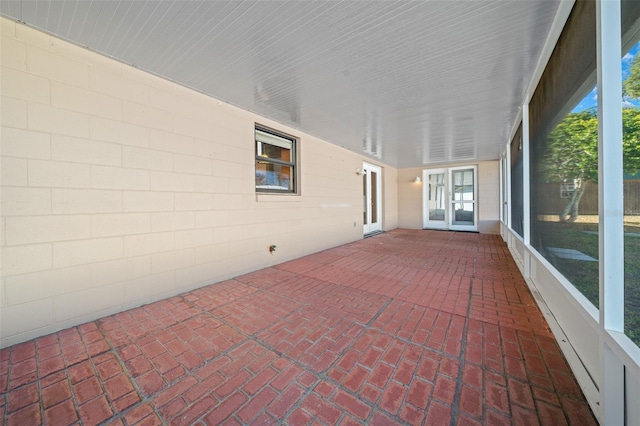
[499,155,504,224]
[597,0,624,337]
[522,104,531,278]
[506,142,512,231]
[596,0,624,424]
[522,105,530,247]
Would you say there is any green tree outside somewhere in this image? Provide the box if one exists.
[542,107,640,221]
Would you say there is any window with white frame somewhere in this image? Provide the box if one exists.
[255,127,297,193]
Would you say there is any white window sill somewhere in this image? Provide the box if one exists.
[256,193,302,202]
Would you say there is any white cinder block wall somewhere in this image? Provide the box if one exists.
[0,19,398,347]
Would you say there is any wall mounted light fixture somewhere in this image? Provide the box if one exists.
[414,176,422,183]
[356,168,367,176]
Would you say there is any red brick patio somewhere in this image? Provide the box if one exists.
[0,229,597,425]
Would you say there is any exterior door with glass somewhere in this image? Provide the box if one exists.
[423,168,448,229]
[363,162,382,235]
[422,165,478,232]
[449,166,477,231]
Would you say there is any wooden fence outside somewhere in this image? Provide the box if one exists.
[535,180,640,216]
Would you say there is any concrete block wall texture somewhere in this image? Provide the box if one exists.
[0,18,399,347]
[397,161,501,234]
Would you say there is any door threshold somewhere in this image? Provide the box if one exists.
[364,230,384,238]
[423,228,479,234]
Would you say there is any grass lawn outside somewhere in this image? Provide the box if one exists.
[534,216,640,347]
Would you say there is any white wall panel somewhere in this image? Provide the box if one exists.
[628,371,640,426]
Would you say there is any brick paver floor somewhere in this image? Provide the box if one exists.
[1,229,598,425]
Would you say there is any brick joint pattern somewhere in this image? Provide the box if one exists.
[0,230,597,425]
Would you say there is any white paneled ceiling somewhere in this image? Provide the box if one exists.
[1,0,561,168]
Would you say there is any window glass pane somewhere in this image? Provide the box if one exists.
[256,129,293,150]
[256,162,292,191]
[510,124,524,237]
[531,88,599,307]
[257,141,291,162]
[363,174,367,225]
[428,173,445,221]
[530,0,599,308]
[622,0,640,347]
[371,171,378,223]
[452,169,473,201]
[452,202,474,225]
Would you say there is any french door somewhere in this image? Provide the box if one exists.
[422,165,478,232]
[363,162,382,235]
[423,168,448,229]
